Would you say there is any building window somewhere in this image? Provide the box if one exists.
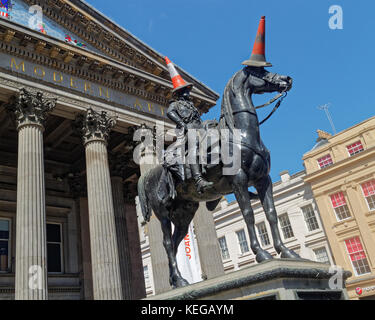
[345,237,371,276]
[47,223,62,273]
[256,222,270,247]
[330,192,351,221]
[218,236,230,260]
[347,141,364,157]
[317,154,333,169]
[301,205,320,232]
[361,180,375,211]
[313,247,330,264]
[143,265,151,288]
[236,229,249,254]
[0,219,10,272]
[279,214,294,239]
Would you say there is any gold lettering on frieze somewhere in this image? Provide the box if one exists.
[34,66,45,78]
[53,72,63,83]
[134,98,143,110]
[99,86,110,99]
[159,106,165,116]
[6,57,167,119]
[70,77,78,89]
[84,81,93,94]
[147,102,154,113]
[10,58,25,72]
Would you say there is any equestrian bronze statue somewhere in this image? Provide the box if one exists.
[137,16,301,289]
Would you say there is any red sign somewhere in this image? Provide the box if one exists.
[356,287,363,295]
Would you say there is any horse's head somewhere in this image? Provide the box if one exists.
[244,66,293,94]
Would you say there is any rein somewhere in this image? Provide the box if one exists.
[258,90,288,125]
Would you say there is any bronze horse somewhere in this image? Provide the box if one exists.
[137,65,301,288]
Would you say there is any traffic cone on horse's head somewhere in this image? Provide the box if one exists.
[242,16,272,67]
[165,57,193,94]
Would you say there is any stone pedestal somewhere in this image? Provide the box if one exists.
[5,89,56,300]
[146,259,351,300]
[76,108,123,300]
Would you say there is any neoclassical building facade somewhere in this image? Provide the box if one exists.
[0,0,219,299]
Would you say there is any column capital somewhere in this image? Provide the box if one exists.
[75,108,116,146]
[5,88,56,130]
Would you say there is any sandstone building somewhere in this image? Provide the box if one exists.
[303,120,375,300]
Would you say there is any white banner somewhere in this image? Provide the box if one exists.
[175,222,203,284]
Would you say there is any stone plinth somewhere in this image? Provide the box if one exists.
[145,259,351,300]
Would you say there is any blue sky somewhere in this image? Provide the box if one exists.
[87,0,374,192]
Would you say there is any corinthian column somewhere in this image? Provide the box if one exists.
[5,88,56,300]
[75,108,123,300]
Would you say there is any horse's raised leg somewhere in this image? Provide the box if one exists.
[159,217,187,288]
[231,169,273,262]
[256,175,300,259]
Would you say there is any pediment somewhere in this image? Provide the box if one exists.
[0,0,219,108]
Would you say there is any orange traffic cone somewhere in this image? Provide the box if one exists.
[165,57,193,94]
[242,16,272,67]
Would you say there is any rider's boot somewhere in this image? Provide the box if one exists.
[191,164,213,194]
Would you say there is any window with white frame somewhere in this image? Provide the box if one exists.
[317,154,333,169]
[301,205,320,232]
[0,219,10,272]
[47,223,62,273]
[143,265,151,288]
[330,192,351,221]
[236,229,249,254]
[361,180,375,211]
[313,247,330,264]
[279,214,294,239]
[346,141,364,157]
[256,222,270,247]
[218,236,230,260]
[345,237,371,276]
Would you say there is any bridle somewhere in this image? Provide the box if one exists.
[257,89,288,125]
[253,71,290,125]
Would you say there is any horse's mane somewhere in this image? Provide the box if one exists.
[219,69,244,132]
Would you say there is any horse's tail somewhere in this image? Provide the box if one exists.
[137,171,152,223]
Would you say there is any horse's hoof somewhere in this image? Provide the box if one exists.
[256,250,273,263]
[280,248,301,260]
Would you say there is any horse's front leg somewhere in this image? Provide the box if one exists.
[256,175,301,259]
[160,217,187,288]
[231,169,273,262]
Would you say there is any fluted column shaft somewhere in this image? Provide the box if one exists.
[111,176,132,299]
[85,140,123,300]
[15,123,48,300]
[5,89,57,300]
[76,108,123,300]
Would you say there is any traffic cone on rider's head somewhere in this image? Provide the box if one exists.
[165,57,193,94]
[242,16,272,67]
